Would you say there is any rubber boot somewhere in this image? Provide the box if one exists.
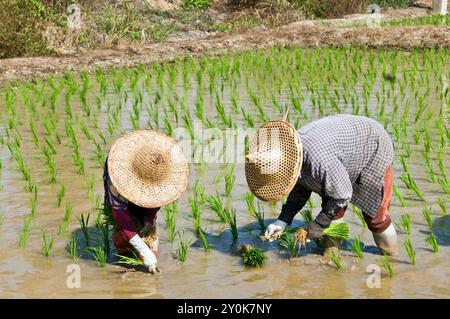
[372,223,398,256]
[322,219,343,257]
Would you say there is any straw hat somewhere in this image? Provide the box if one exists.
[107,129,189,208]
[245,118,303,202]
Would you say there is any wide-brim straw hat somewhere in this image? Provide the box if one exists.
[245,118,303,202]
[108,129,189,208]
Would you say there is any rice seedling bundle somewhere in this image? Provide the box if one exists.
[437,198,447,215]
[422,207,434,229]
[114,253,144,266]
[18,214,33,248]
[396,213,411,236]
[243,192,256,215]
[227,209,238,241]
[240,245,267,268]
[88,246,107,268]
[41,228,55,257]
[350,235,364,259]
[176,232,192,263]
[96,219,110,257]
[59,203,73,236]
[328,250,343,270]
[403,238,416,265]
[68,233,80,262]
[393,183,407,207]
[400,173,425,201]
[164,203,178,243]
[426,233,439,253]
[206,193,230,223]
[279,232,299,258]
[323,222,350,240]
[381,254,395,277]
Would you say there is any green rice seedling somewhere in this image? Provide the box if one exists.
[422,207,434,229]
[393,183,407,207]
[68,233,80,262]
[426,233,439,253]
[30,186,38,217]
[114,253,144,266]
[57,184,65,208]
[18,214,33,248]
[77,213,90,246]
[176,231,192,263]
[396,213,411,236]
[400,173,425,201]
[164,204,177,243]
[96,220,110,257]
[59,203,73,236]
[243,192,256,215]
[381,253,395,277]
[41,228,55,257]
[437,178,449,195]
[279,232,299,258]
[437,198,447,215]
[88,246,107,268]
[206,193,230,223]
[188,196,202,231]
[227,208,238,241]
[250,202,265,232]
[86,175,95,201]
[350,235,364,259]
[351,205,367,229]
[224,167,236,197]
[193,180,207,205]
[0,212,4,225]
[300,208,313,224]
[240,245,267,268]
[403,238,416,265]
[29,120,39,147]
[241,107,255,128]
[323,222,350,240]
[328,250,343,270]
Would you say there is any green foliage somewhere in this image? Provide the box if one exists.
[41,228,55,257]
[350,235,364,259]
[182,0,210,10]
[323,222,350,240]
[328,250,343,270]
[403,238,416,265]
[88,246,108,268]
[279,232,299,257]
[426,233,439,253]
[381,254,395,277]
[0,0,53,58]
[242,247,267,268]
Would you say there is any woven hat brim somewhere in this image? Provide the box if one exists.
[108,129,189,208]
[245,120,303,202]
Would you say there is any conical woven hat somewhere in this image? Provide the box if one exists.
[245,120,303,202]
[108,129,189,208]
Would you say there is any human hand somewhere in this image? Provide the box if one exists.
[264,220,287,241]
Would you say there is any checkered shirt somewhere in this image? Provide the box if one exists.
[279,114,394,224]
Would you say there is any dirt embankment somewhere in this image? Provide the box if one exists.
[0,10,449,84]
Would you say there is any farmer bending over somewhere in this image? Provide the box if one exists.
[246,114,397,256]
[104,129,189,273]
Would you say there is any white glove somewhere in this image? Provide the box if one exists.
[264,220,287,241]
[129,234,158,273]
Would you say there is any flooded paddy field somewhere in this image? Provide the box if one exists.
[0,47,448,298]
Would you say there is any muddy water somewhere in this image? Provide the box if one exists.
[0,48,449,298]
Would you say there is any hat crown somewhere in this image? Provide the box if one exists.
[132,146,168,182]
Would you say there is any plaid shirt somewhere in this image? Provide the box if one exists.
[279,115,394,224]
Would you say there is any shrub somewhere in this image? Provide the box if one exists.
[0,0,53,58]
[182,0,210,10]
